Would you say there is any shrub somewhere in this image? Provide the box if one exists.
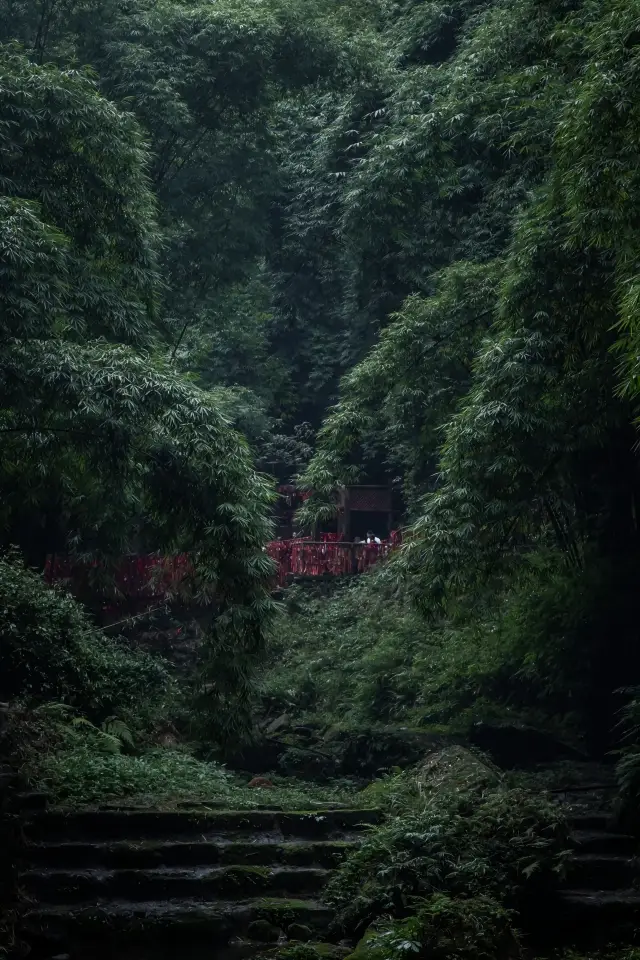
[347,894,518,960]
[326,785,568,935]
[262,549,636,747]
[0,554,174,726]
[7,705,359,807]
[29,733,232,806]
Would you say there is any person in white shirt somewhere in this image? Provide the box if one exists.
[366,530,381,544]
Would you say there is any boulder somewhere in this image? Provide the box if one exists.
[417,744,501,793]
[266,714,290,736]
[248,777,275,788]
[248,919,282,943]
[288,923,313,941]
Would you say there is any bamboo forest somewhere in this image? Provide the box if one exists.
[2,0,640,957]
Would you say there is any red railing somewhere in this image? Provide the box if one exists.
[44,554,192,604]
[266,538,397,586]
[44,537,399,600]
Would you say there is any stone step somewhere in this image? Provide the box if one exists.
[93,800,350,812]
[83,939,349,960]
[572,830,637,855]
[173,800,350,811]
[0,771,20,791]
[24,838,357,870]
[568,812,615,832]
[21,865,330,903]
[565,854,639,890]
[25,808,380,843]
[21,897,334,944]
[558,888,640,925]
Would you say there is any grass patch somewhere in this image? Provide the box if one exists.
[17,713,359,808]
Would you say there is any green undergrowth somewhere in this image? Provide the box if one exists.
[0,556,358,810]
[240,756,570,960]
[318,757,569,960]
[345,895,517,960]
[258,945,346,960]
[262,551,633,748]
[326,782,568,934]
[13,710,357,807]
[0,554,177,726]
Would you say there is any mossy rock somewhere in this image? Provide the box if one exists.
[417,744,501,793]
[345,927,378,960]
[312,945,349,959]
[288,923,313,941]
[258,898,323,923]
[248,919,282,942]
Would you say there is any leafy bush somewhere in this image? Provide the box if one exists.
[262,578,452,726]
[0,555,174,726]
[8,705,358,807]
[348,895,517,960]
[30,736,233,807]
[262,549,633,746]
[326,785,568,935]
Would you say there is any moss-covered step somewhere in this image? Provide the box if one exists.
[21,865,331,903]
[255,941,350,960]
[548,889,640,946]
[21,896,334,944]
[572,829,637,855]
[564,853,639,890]
[25,808,380,842]
[25,838,358,870]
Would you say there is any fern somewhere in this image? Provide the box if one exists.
[101,717,135,750]
[71,718,122,755]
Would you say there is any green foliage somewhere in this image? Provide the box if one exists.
[326,782,567,934]
[262,579,429,726]
[0,0,381,433]
[294,0,640,645]
[347,895,516,960]
[0,554,173,722]
[0,48,278,740]
[3,0,640,759]
[0,47,160,343]
[262,549,626,741]
[22,720,233,806]
[556,952,640,960]
[15,705,358,806]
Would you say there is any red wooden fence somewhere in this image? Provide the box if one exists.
[266,538,397,586]
[44,554,192,604]
[44,537,398,599]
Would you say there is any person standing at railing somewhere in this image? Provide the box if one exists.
[366,530,381,544]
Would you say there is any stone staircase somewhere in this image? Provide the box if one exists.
[553,783,640,944]
[17,771,640,956]
[18,805,380,960]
